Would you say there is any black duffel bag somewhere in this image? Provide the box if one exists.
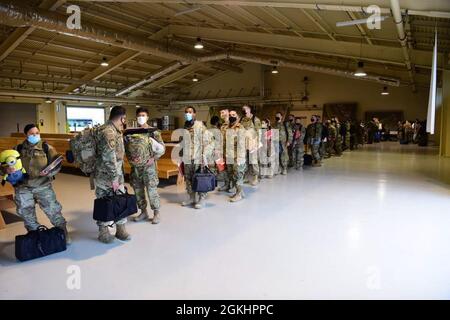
[15,225,67,262]
[93,188,138,222]
[192,166,216,193]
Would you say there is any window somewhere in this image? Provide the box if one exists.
[66,107,105,132]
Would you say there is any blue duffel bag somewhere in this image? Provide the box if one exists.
[192,166,216,193]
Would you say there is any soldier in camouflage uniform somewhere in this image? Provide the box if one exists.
[181,107,214,209]
[273,112,293,175]
[240,105,261,186]
[94,106,131,244]
[125,107,165,224]
[325,120,336,157]
[345,120,351,151]
[292,117,306,170]
[334,117,343,156]
[218,108,231,192]
[306,115,323,167]
[225,110,247,202]
[286,114,296,167]
[12,124,70,244]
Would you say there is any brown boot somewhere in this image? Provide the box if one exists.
[230,187,244,202]
[115,224,131,241]
[181,194,195,207]
[60,223,71,245]
[250,175,259,186]
[133,209,149,222]
[151,210,160,224]
[98,226,115,244]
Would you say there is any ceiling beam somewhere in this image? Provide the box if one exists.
[0,27,35,62]
[70,0,450,19]
[300,9,336,41]
[63,50,142,92]
[259,7,303,37]
[0,0,65,63]
[170,25,437,67]
[346,11,373,45]
[145,64,203,89]
[0,72,122,89]
[226,6,273,34]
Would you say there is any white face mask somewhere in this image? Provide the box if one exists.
[137,116,148,126]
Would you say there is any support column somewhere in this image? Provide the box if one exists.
[440,69,450,157]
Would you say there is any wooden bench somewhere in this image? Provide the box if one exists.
[1,134,179,181]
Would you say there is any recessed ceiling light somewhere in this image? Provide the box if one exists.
[101,57,109,67]
[194,37,204,49]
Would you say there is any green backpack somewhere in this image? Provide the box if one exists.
[124,133,154,166]
[69,127,99,175]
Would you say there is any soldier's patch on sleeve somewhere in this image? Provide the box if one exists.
[104,128,116,149]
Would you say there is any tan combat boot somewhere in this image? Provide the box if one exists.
[98,225,115,244]
[152,210,160,224]
[230,187,244,202]
[250,175,259,186]
[281,168,288,175]
[181,194,196,207]
[133,209,149,222]
[115,223,131,241]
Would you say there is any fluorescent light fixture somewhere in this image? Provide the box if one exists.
[336,16,387,27]
[354,61,367,77]
[136,105,140,108]
[381,86,389,95]
[271,66,279,74]
[194,37,204,49]
[101,57,109,67]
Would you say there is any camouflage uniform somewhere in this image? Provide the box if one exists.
[225,121,247,201]
[125,130,165,214]
[327,124,337,157]
[13,140,65,231]
[240,115,261,182]
[218,121,231,190]
[292,124,306,169]
[345,121,351,151]
[94,120,127,226]
[273,121,293,174]
[335,122,343,156]
[306,122,323,163]
[182,120,214,203]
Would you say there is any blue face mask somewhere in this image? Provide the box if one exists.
[185,113,193,122]
[27,134,41,145]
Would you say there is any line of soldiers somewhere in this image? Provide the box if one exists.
[8,105,368,246]
[179,106,368,209]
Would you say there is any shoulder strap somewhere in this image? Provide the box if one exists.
[16,143,23,154]
[42,141,51,166]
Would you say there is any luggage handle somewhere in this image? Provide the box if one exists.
[196,165,213,174]
[37,225,48,232]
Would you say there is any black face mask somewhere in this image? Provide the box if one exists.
[229,116,237,124]
[295,122,301,126]
[289,118,294,123]
[275,116,281,122]
[311,118,315,122]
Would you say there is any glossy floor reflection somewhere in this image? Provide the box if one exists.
[1,142,450,299]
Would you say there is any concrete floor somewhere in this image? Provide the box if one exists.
[1,142,450,299]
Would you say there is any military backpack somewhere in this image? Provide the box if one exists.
[68,127,99,175]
